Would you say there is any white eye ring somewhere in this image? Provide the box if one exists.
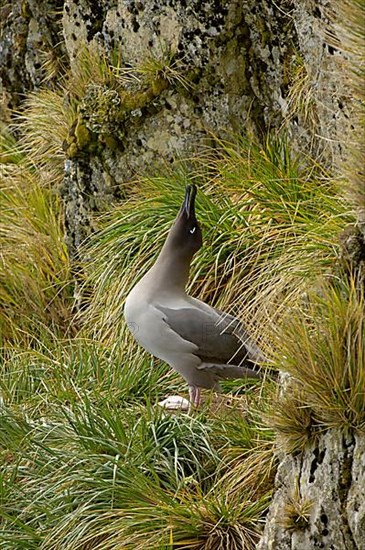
[190,226,196,234]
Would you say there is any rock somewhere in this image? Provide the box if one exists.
[257,430,365,549]
[57,0,302,255]
[1,1,355,254]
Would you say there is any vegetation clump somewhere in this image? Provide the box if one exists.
[18,43,187,166]
[271,277,365,440]
[1,111,361,544]
[280,485,313,532]
[0,128,73,343]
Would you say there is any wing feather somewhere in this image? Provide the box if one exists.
[157,304,264,368]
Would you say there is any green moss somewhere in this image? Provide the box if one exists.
[63,115,98,159]
[151,77,169,96]
[256,16,270,48]
[66,142,78,158]
[99,135,118,150]
[79,85,122,134]
[20,0,31,18]
[74,77,169,142]
[74,118,91,149]
[57,46,187,158]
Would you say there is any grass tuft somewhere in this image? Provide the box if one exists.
[0,162,73,343]
[279,483,313,532]
[16,89,77,187]
[0,342,274,548]
[283,53,318,131]
[268,385,321,454]
[1,17,362,541]
[270,276,365,438]
[135,43,192,91]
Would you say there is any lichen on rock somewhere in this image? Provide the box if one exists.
[258,430,364,549]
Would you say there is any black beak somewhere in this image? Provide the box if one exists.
[182,184,197,219]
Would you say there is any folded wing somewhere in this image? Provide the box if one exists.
[157,304,265,369]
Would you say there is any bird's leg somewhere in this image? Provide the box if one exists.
[188,385,196,407]
[194,387,201,407]
[188,386,201,411]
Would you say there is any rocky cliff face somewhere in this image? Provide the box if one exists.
[0,0,353,252]
[0,0,66,118]
[258,430,365,549]
[59,0,298,254]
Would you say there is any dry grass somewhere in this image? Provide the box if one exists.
[81,136,348,357]
[14,45,125,188]
[1,3,363,545]
[16,90,77,187]
[268,384,321,454]
[271,277,365,439]
[283,53,319,130]
[135,42,192,91]
[0,160,73,342]
[279,483,313,532]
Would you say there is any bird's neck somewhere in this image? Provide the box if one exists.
[151,244,192,292]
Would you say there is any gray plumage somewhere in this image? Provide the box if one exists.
[124,184,265,407]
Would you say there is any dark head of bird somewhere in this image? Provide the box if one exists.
[152,184,202,289]
[166,184,203,259]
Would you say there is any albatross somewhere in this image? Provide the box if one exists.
[124,184,266,408]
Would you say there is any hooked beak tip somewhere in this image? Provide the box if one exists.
[182,184,197,218]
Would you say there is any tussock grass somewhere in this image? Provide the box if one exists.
[67,45,127,101]
[15,43,190,189]
[279,483,313,532]
[15,46,123,188]
[0,337,179,413]
[283,53,318,131]
[270,277,365,447]
[83,136,348,350]
[136,42,192,91]
[0,133,359,546]
[269,385,321,454]
[0,336,274,549]
[0,124,24,165]
[16,89,77,187]
[0,125,358,545]
[0,161,73,343]
[42,473,267,549]
[1,23,361,543]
